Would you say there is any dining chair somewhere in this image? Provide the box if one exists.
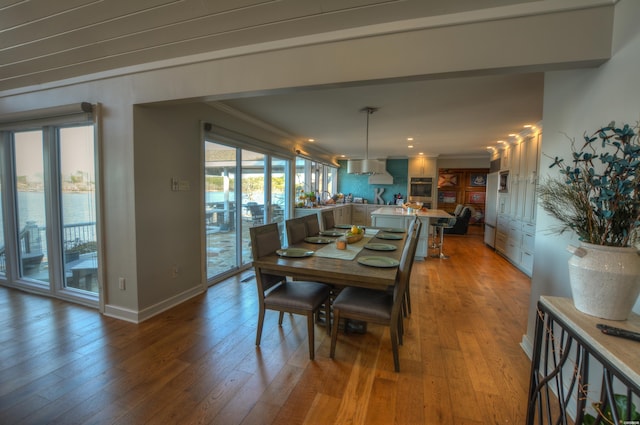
[285,216,308,245]
[304,214,321,236]
[330,222,419,372]
[402,217,422,317]
[250,223,331,360]
[320,209,335,231]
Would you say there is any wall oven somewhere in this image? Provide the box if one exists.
[408,176,434,204]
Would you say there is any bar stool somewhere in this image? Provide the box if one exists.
[430,217,457,259]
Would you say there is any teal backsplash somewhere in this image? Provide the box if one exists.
[337,159,408,204]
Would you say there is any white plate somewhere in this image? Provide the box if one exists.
[357,256,400,268]
[276,248,314,257]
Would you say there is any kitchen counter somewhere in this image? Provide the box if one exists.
[370,206,451,218]
[370,207,452,259]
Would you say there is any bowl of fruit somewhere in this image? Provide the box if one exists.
[345,225,365,243]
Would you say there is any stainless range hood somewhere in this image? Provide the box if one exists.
[347,159,394,184]
[347,159,379,175]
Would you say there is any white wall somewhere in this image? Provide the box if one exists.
[524,0,640,352]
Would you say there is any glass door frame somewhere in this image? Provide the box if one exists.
[203,131,292,285]
[0,114,102,309]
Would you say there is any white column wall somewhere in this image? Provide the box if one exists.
[523,0,640,354]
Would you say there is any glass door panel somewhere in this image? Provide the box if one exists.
[0,174,4,278]
[60,126,98,293]
[204,142,238,279]
[270,157,288,241]
[14,130,48,283]
[241,149,265,265]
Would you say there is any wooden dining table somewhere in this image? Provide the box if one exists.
[251,228,407,291]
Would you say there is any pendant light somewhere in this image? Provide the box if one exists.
[347,106,380,174]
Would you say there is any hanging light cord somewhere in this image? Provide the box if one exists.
[362,106,378,161]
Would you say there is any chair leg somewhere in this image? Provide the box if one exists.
[390,322,400,372]
[256,306,266,346]
[278,311,285,326]
[307,312,315,360]
[330,309,341,358]
[439,226,449,259]
[405,285,412,315]
[324,300,331,335]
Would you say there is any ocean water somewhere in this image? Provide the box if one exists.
[0,191,97,244]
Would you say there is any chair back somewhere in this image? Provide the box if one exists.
[304,214,321,236]
[404,216,421,252]
[249,223,285,293]
[392,224,419,316]
[285,216,308,245]
[321,210,335,231]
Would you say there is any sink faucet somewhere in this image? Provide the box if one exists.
[320,191,333,205]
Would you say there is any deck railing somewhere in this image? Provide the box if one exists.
[0,221,97,273]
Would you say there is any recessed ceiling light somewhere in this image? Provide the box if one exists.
[524,125,532,128]
[340,154,346,158]
[418,152,424,156]
[408,145,414,149]
[407,137,414,141]
[497,140,505,144]
[308,138,315,142]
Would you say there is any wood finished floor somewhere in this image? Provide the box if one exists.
[0,226,532,424]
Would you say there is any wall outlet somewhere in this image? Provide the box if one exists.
[171,265,179,278]
[118,277,126,290]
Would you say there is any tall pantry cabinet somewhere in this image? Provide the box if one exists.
[495,126,541,276]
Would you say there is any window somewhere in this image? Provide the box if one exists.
[0,104,100,307]
[295,157,337,201]
[204,138,291,282]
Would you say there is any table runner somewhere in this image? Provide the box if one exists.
[314,236,372,260]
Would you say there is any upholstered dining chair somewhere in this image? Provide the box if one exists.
[285,216,308,245]
[250,223,331,360]
[320,209,335,231]
[303,214,321,236]
[330,222,419,372]
[402,217,422,317]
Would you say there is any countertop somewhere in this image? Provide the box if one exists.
[370,206,451,218]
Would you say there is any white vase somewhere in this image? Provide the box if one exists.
[567,242,640,321]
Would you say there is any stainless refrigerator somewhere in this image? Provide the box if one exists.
[484,172,499,247]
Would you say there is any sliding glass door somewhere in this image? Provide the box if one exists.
[204,139,290,282]
[14,130,48,284]
[1,121,99,304]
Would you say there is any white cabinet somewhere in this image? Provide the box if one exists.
[370,213,430,258]
[494,127,540,277]
[408,157,437,177]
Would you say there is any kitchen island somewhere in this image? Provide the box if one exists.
[370,206,452,259]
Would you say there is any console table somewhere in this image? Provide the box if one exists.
[526,296,640,424]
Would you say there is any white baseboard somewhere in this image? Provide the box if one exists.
[103,285,205,323]
[520,333,534,359]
